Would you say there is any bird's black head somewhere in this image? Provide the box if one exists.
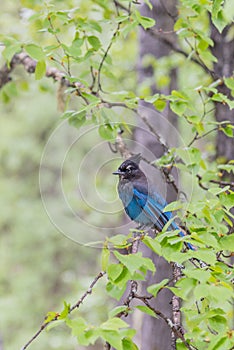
[113,154,144,180]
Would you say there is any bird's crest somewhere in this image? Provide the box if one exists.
[128,153,141,165]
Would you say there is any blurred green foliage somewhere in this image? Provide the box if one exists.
[0,0,234,349]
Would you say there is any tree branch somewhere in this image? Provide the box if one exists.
[134,296,197,350]
[0,52,84,90]
[21,271,106,350]
[171,262,184,349]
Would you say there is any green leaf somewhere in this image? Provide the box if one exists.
[66,317,92,345]
[170,101,187,116]
[224,77,234,91]
[154,98,167,111]
[89,20,102,33]
[109,306,129,318]
[217,164,234,174]
[108,234,129,247]
[134,10,155,29]
[107,263,123,282]
[100,317,129,331]
[208,185,230,195]
[143,236,161,255]
[122,337,139,350]
[221,126,233,137]
[147,279,169,297]
[114,251,155,275]
[186,115,201,124]
[99,124,117,140]
[68,111,86,128]
[143,0,153,10]
[101,247,110,271]
[212,8,228,33]
[59,301,70,319]
[219,234,234,251]
[44,311,57,323]
[209,315,227,333]
[136,305,156,317]
[189,249,216,265]
[163,201,183,212]
[2,43,22,62]
[138,16,155,29]
[144,94,160,104]
[88,36,101,50]
[35,60,46,80]
[99,330,122,350]
[106,281,126,300]
[25,43,45,60]
[183,269,210,283]
[212,0,223,19]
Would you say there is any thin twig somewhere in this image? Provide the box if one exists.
[0,52,83,90]
[196,174,234,190]
[48,16,71,77]
[139,113,169,153]
[21,271,106,350]
[187,127,218,147]
[134,296,197,350]
[96,22,121,92]
[171,262,184,349]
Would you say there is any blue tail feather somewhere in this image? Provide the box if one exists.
[171,221,195,250]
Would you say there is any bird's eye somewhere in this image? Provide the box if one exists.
[126,165,134,172]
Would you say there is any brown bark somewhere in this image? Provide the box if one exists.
[211,23,234,164]
[133,1,179,349]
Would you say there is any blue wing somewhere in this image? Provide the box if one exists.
[132,187,173,231]
[132,187,195,250]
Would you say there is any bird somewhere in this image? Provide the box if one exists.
[113,153,194,250]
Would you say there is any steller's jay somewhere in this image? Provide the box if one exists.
[113,154,194,250]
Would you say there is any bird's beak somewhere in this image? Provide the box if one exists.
[112,170,124,175]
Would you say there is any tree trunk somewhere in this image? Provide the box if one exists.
[133,1,179,349]
[211,23,234,166]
